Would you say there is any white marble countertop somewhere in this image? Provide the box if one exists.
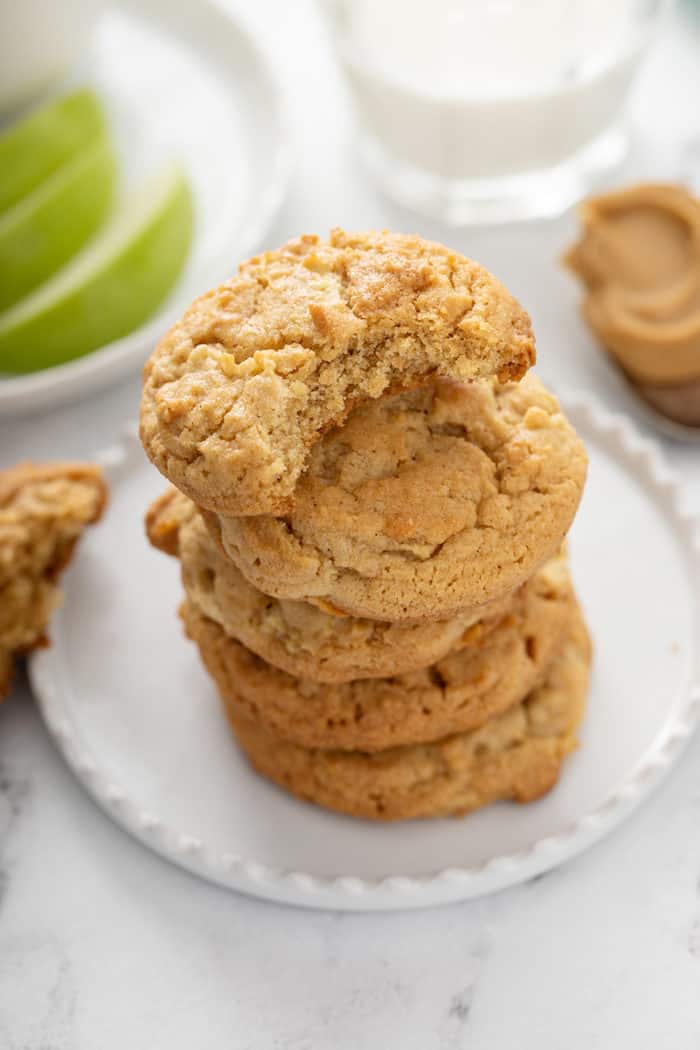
[2,3,700,1047]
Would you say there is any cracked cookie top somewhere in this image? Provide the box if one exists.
[140,229,535,516]
[209,372,587,622]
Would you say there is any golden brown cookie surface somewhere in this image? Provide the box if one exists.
[146,488,523,682]
[140,229,535,516]
[209,373,587,622]
[181,550,575,752]
[225,608,591,821]
[144,486,192,557]
[0,462,107,696]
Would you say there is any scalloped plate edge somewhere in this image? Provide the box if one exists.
[30,392,700,910]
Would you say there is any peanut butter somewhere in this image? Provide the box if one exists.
[637,377,700,427]
[565,183,700,387]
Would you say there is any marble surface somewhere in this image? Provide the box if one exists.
[2,2,700,1046]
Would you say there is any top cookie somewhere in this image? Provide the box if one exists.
[140,229,535,515]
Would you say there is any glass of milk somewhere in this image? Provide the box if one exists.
[322,0,668,224]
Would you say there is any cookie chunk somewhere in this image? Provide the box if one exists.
[0,462,107,696]
[224,609,591,821]
[209,373,587,622]
[181,550,575,752]
[140,230,535,515]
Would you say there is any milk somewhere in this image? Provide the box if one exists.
[330,0,654,181]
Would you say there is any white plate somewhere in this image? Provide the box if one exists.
[29,395,700,910]
[0,0,291,416]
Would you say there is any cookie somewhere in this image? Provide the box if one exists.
[0,648,12,699]
[144,486,192,558]
[181,551,575,752]
[208,373,587,622]
[0,462,107,696]
[224,609,591,821]
[140,229,535,516]
[146,488,521,682]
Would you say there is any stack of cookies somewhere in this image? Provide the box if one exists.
[141,230,590,821]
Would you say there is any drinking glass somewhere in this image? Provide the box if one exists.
[322,0,668,224]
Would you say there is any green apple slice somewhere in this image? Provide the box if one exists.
[0,137,117,311]
[0,162,193,374]
[0,89,107,215]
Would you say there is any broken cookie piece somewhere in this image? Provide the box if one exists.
[0,461,107,697]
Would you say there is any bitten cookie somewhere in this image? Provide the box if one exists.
[224,609,591,821]
[0,462,107,696]
[146,488,517,682]
[207,373,587,622]
[180,550,575,752]
[140,229,535,516]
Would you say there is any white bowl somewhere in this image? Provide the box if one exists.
[0,0,291,416]
[0,0,105,113]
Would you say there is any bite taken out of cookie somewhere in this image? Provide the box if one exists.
[140,229,536,517]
